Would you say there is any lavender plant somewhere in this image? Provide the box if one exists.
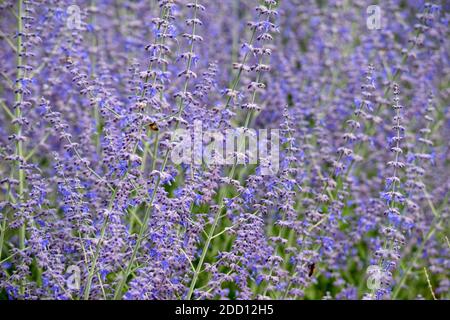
[0,0,448,300]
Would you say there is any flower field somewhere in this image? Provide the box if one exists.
[0,0,449,300]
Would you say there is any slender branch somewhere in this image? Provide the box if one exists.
[423,267,437,300]
[0,29,18,52]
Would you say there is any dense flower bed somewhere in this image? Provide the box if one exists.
[0,0,448,300]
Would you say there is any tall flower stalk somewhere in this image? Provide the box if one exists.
[367,83,409,300]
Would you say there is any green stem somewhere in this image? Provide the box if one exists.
[89,0,101,155]
[392,216,440,299]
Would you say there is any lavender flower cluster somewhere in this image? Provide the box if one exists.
[0,0,449,300]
